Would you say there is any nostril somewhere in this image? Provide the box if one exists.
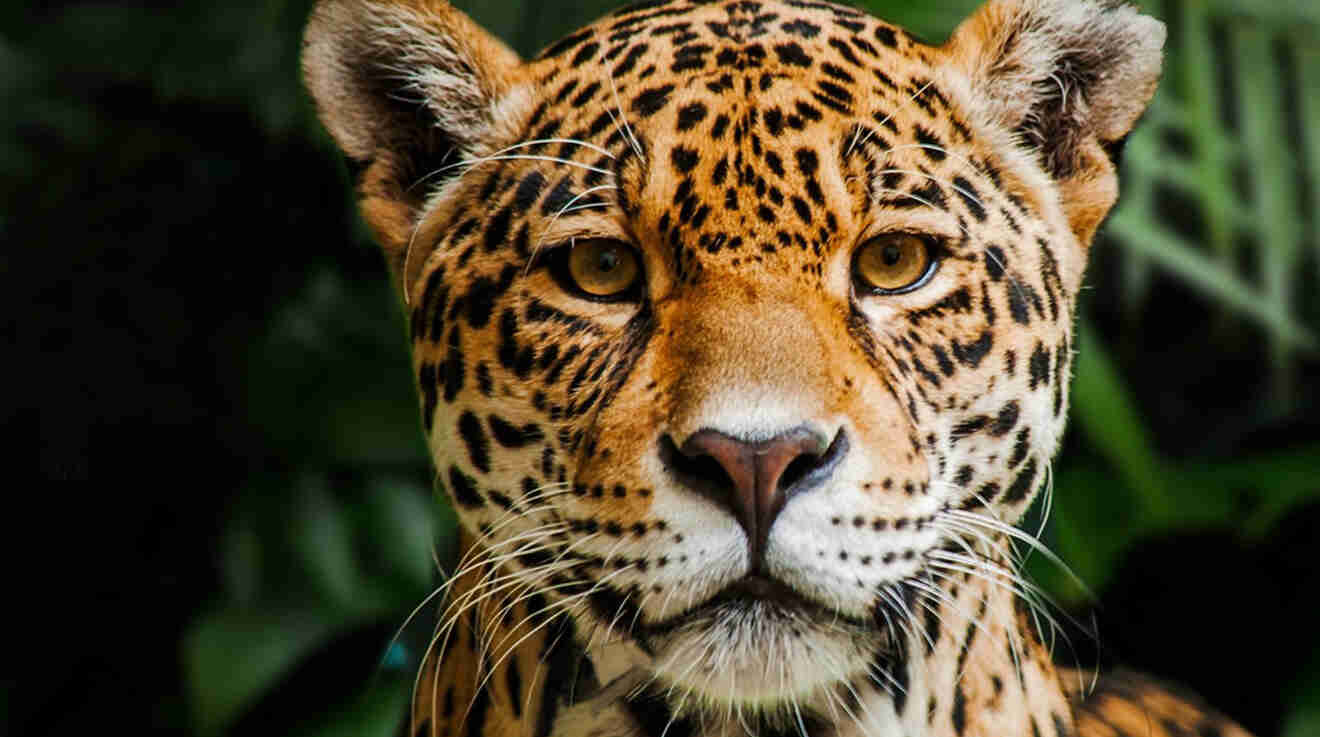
[780,428,848,497]
[778,452,821,493]
[659,434,738,494]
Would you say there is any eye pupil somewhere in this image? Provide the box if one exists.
[882,245,901,267]
[598,250,619,272]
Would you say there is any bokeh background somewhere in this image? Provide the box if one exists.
[7,0,1320,735]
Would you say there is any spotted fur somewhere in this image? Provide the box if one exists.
[302,1,1254,736]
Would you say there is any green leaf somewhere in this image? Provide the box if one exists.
[292,476,363,607]
[1069,319,1172,522]
[1107,213,1317,352]
[365,477,442,591]
[185,608,345,737]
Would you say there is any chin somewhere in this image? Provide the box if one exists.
[643,585,889,713]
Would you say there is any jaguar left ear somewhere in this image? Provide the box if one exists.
[944,0,1165,245]
[302,0,532,281]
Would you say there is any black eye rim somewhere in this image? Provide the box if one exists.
[850,232,943,297]
[547,237,646,304]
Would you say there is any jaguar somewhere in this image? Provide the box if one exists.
[301,1,1256,735]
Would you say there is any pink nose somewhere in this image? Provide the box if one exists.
[665,427,847,568]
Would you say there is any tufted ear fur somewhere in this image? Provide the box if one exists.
[944,0,1165,245]
[302,0,531,278]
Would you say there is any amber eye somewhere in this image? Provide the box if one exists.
[852,233,938,295]
[560,238,642,300]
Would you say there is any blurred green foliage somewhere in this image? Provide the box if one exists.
[6,0,1318,736]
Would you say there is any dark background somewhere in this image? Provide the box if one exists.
[6,1,1319,735]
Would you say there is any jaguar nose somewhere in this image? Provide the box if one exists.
[660,427,849,568]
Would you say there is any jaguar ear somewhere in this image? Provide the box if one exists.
[944,0,1165,244]
[302,0,532,277]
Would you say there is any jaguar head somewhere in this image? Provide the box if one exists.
[303,0,1163,716]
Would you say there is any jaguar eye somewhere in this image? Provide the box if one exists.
[559,238,642,300]
[852,233,938,295]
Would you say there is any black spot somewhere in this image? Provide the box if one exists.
[554,79,580,104]
[442,325,465,402]
[1010,428,1031,467]
[954,465,974,486]
[952,684,967,735]
[710,114,730,140]
[572,41,601,66]
[1029,343,1051,390]
[708,158,730,189]
[951,331,992,368]
[991,401,1020,436]
[675,102,708,132]
[670,146,699,173]
[781,19,820,37]
[571,81,602,108]
[671,42,712,72]
[821,62,854,84]
[909,179,946,209]
[484,205,513,252]
[513,172,549,216]
[498,308,520,371]
[614,43,651,77]
[631,84,675,117]
[794,100,822,122]
[774,41,812,67]
[816,80,853,107]
[462,277,499,329]
[912,357,941,388]
[794,148,819,176]
[489,415,545,448]
[848,36,878,59]
[476,362,493,396]
[952,176,986,221]
[984,246,1006,280]
[540,29,593,60]
[952,415,988,439]
[542,176,577,217]
[874,24,898,47]
[458,411,491,473]
[791,196,811,224]
[1008,284,1031,325]
[448,465,484,508]
[1002,458,1039,504]
[932,345,955,377]
[914,125,946,161]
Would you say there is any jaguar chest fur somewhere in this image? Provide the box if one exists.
[301,1,1255,736]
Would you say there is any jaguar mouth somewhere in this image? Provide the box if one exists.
[642,572,872,637]
[635,571,899,710]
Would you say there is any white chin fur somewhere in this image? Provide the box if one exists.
[647,601,879,711]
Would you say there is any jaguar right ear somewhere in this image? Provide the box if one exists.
[302,0,532,282]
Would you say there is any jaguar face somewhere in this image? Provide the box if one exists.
[303,0,1164,716]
